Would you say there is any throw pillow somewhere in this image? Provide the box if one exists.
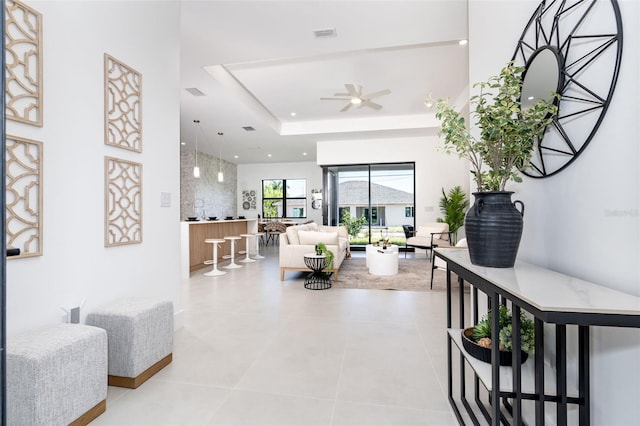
[297,230,338,246]
[286,226,300,245]
[286,223,318,245]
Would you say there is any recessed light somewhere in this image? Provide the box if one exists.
[180,142,186,145]
[527,96,535,100]
[291,112,296,117]
[267,154,272,158]
[234,155,238,159]
[303,152,307,156]
[459,39,468,46]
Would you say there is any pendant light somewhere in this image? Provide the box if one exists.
[217,132,224,182]
[193,119,200,178]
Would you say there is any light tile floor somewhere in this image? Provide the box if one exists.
[93,245,468,425]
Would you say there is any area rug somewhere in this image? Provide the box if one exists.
[332,257,452,291]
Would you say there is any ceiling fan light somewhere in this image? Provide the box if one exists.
[350,97,362,105]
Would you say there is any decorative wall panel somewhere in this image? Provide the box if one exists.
[242,190,256,210]
[5,0,43,127]
[6,135,43,258]
[104,54,142,152]
[105,156,142,247]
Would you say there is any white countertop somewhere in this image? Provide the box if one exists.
[183,218,256,224]
[435,248,640,317]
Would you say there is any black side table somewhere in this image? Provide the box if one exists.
[303,253,331,290]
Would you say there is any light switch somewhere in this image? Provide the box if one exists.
[160,192,171,207]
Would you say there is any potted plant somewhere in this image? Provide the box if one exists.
[461,304,534,366]
[437,186,468,245]
[435,62,558,267]
[314,242,334,272]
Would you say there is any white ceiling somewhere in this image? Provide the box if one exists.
[179,0,470,164]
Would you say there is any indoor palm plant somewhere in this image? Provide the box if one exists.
[437,186,468,245]
[434,62,558,267]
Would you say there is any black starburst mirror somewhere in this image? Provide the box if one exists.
[513,0,623,178]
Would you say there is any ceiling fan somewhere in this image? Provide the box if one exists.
[321,84,391,112]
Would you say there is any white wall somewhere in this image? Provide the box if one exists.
[317,136,471,225]
[237,161,324,224]
[469,0,640,423]
[6,1,182,334]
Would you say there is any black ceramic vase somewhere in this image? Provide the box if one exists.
[465,191,524,268]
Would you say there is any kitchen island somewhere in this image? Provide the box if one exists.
[180,219,258,279]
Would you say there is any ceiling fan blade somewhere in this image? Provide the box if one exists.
[334,92,350,97]
[362,100,382,110]
[363,89,391,99]
[340,102,354,112]
[320,97,351,101]
[345,84,359,98]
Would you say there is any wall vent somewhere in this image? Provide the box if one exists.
[185,87,206,96]
[313,28,337,39]
[242,126,256,132]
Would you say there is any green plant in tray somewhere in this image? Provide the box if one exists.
[472,304,535,354]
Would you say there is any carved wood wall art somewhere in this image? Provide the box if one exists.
[105,156,142,247]
[5,0,43,127]
[104,54,142,152]
[6,135,43,258]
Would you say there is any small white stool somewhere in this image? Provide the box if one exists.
[223,236,243,269]
[204,239,227,276]
[252,231,265,259]
[239,234,257,263]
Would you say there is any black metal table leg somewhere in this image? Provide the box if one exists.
[579,326,590,425]
[556,325,568,425]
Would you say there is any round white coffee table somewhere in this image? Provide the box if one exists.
[365,244,399,276]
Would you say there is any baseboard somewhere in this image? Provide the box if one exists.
[108,353,172,389]
[69,399,106,426]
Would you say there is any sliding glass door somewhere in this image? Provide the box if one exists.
[322,163,415,248]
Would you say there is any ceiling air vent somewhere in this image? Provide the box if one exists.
[242,126,256,132]
[313,28,337,39]
[185,87,206,97]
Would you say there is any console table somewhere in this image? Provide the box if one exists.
[434,248,640,425]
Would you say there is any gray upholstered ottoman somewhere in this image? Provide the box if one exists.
[86,297,173,388]
[7,324,108,426]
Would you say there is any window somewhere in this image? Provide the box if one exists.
[323,163,415,245]
[262,179,307,218]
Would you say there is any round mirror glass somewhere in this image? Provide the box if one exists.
[520,47,560,110]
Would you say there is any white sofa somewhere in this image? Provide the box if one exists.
[279,222,350,281]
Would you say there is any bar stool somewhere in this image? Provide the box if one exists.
[223,236,243,269]
[203,239,226,276]
[252,232,265,259]
[239,234,257,263]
